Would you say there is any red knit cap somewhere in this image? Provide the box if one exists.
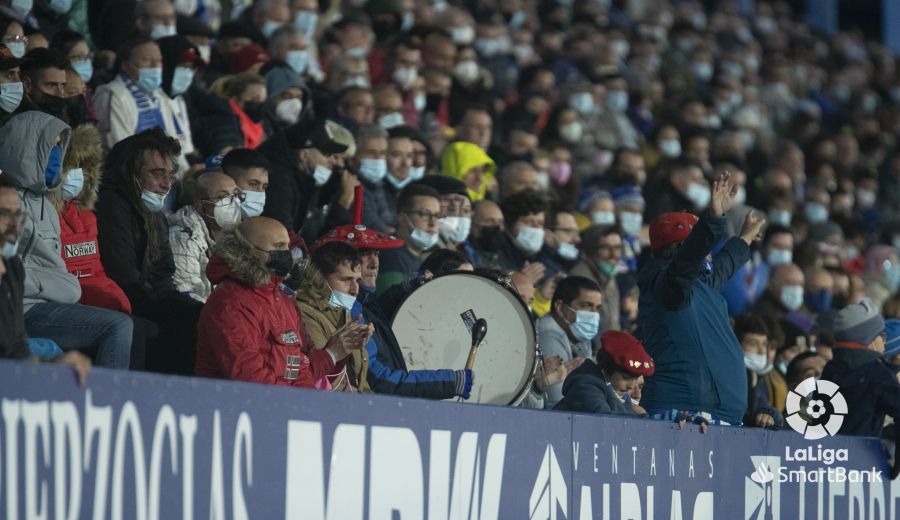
[228,44,270,74]
[600,330,654,376]
[648,211,699,251]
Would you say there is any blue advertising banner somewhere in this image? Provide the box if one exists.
[0,360,897,519]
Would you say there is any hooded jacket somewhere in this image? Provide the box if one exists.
[637,212,751,425]
[821,346,900,437]
[440,141,496,201]
[49,124,131,314]
[0,111,80,311]
[196,230,343,385]
[295,263,371,392]
[167,205,214,303]
[553,359,634,415]
[95,132,177,313]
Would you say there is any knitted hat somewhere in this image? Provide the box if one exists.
[833,298,885,347]
[265,66,305,100]
[884,318,900,358]
[611,185,645,208]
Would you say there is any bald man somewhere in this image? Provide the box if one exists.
[196,217,372,385]
[461,200,505,268]
[499,161,540,199]
[752,263,806,323]
[168,171,242,302]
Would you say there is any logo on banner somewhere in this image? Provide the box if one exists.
[745,456,781,520]
[784,377,847,439]
[529,444,567,520]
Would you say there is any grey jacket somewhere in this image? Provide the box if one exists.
[0,112,79,311]
[537,313,593,408]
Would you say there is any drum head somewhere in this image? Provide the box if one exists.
[391,272,537,405]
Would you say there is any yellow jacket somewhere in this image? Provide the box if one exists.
[440,141,496,201]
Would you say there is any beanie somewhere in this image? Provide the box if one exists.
[833,298,885,347]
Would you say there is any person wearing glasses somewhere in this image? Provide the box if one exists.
[375,183,441,294]
[168,170,244,303]
[96,128,203,375]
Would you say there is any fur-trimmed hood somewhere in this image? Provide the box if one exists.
[295,262,335,313]
[207,228,273,287]
[50,124,105,211]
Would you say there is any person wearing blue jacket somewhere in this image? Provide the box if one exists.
[637,172,765,426]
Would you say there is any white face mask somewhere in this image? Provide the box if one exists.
[0,82,24,113]
[358,158,387,184]
[378,112,404,129]
[686,182,711,209]
[312,164,332,187]
[6,41,25,59]
[558,242,578,260]
[10,0,32,18]
[619,211,642,237]
[211,196,243,229]
[286,50,309,74]
[170,66,195,96]
[150,24,177,40]
[409,226,439,250]
[514,226,544,255]
[744,352,768,374]
[275,98,303,125]
[197,45,211,64]
[61,168,84,200]
[438,216,471,244]
[658,139,681,158]
[392,66,418,90]
[293,10,318,39]
[240,190,266,218]
[780,285,804,311]
[453,60,479,83]
[591,211,615,225]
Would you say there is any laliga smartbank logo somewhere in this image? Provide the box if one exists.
[784,377,847,439]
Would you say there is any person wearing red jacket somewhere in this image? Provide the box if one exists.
[51,124,132,314]
[196,216,372,386]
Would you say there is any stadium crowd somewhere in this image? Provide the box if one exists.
[0,0,898,473]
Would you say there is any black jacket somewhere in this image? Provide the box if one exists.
[822,347,900,438]
[258,130,351,241]
[497,233,539,272]
[553,359,634,415]
[189,92,246,157]
[0,256,29,359]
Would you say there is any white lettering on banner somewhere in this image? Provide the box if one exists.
[369,427,423,519]
[232,413,253,520]
[529,444,566,520]
[148,405,178,520]
[572,442,579,472]
[22,400,50,520]
[3,398,22,520]
[51,401,82,520]
[209,411,225,520]
[429,430,506,520]
[84,390,112,520]
[178,414,198,520]
[621,482,641,519]
[110,402,148,520]
[578,485,592,520]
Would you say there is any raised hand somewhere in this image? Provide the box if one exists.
[325,322,374,360]
[521,261,546,284]
[709,171,738,216]
[534,355,584,392]
[740,209,766,245]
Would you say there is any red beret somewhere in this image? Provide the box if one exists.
[648,211,699,251]
[311,224,404,253]
[600,330,654,376]
[228,44,270,74]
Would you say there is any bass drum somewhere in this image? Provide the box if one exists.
[391,272,537,405]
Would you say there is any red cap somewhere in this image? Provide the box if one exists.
[228,44,270,74]
[310,186,405,253]
[178,47,206,69]
[600,330,654,376]
[648,211,699,251]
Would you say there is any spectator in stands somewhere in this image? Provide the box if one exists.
[192,71,268,155]
[0,173,91,381]
[784,350,827,392]
[638,172,764,426]
[723,224,795,316]
[93,38,180,151]
[440,140,495,201]
[196,216,371,385]
[0,111,133,368]
[267,26,310,79]
[335,86,375,129]
[354,124,394,232]
[157,35,202,162]
[96,128,201,373]
[539,205,580,280]
[646,160,710,220]
[135,0,177,41]
[19,47,70,122]
[381,124,418,196]
[538,275,602,408]
[554,330,654,416]
[455,105,493,152]
[734,313,783,428]
[498,161,540,200]
[751,263,806,324]
[297,241,370,392]
[259,117,357,241]
[413,175,471,249]
[612,187,644,273]
[375,183,440,293]
[497,190,547,272]
[220,147,270,218]
[420,248,473,274]
[571,225,622,332]
[168,171,242,303]
[0,44,24,118]
[263,65,310,130]
[461,199,504,269]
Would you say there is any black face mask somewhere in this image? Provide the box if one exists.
[33,92,70,123]
[243,101,265,123]
[266,249,294,277]
[66,95,88,127]
[474,226,504,253]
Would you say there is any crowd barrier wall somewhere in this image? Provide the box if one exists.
[0,360,897,519]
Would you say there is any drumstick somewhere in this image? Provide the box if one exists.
[464,318,488,370]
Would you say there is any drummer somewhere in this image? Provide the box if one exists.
[313,223,475,400]
[554,330,655,416]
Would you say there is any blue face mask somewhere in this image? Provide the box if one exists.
[44,145,63,187]
[241,190,266,217]
[805,289,833,313]
[568,306,601,342]
[141,190,167,212]
[767,248,792,266]
[170,66,195,96]
[137,67,163,93]
[328,287,357,311]
[2,239,18,259]
[779,285,804,312]
[286,50,309,74]
[358,158,387,184]
[72,59,93,82]
[804,202,828,224]
[61,168,84,200]
[885,260,900,291]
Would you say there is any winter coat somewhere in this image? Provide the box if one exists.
[0,111,80,312]
[0,256,29,359]
[295,264,371,392]
[440,141,496,201]
[637,212,751,425]
[570,256,621,332]
[93,75,179,150]
[196,231,343,386]
[497,232,539,272]
[358,285,462,399]
[537,313,593,408]
[50,124,131,314]
[258,129,352,240]
[822,346,900,437]
[95,133,177,314]
[167,205,214,303]
[189,91,246,157]
[360,178,397,233]
[553,359,634,415]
